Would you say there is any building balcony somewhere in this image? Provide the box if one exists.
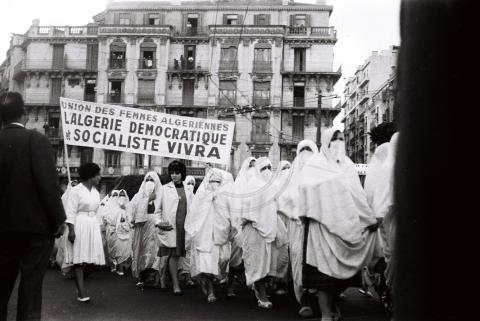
[174,27,209,37]
[138,58,156,70]
[97,25,171,36]
[167,58,210,77]
[287,26,337,40]
[218,61,238,72]
[28,25,99,37]
[252,61,272,73]
[137,94,155,105]
[209,25,285,36]
[293,97,305,108]
[109,59,126,70]
[253,98,270,107]
[108,93,123,104]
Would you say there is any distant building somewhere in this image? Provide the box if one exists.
[1,0,341,193]
[341,46,398,163]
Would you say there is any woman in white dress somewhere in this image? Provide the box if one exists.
[65,163,105,302]
[129,172,163,286]
[185,168,235,302]
[104,190,120,272]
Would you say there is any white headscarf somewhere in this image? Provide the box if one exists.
[130,171,163,223]
[277,140,318,220]
[239,157,278,242]
[364,132,399,218]
[114,189,131,239]
[185,168,234,251]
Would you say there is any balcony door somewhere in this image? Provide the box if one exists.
[182,79,194,106]
[184,45,196,70]
[52,44,64,70]
[294,48,306,72]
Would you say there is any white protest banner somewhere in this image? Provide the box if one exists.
[60,98,235,165]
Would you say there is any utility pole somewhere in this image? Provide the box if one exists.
[316,92,322,148]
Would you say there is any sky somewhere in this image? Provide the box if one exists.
[0,0,401,126]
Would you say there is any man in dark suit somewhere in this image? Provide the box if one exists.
[0,92,66,321]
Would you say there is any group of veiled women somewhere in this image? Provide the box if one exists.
[55,127,398,321]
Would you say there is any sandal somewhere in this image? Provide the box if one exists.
[257,299,273,309]
[207,293,217,303]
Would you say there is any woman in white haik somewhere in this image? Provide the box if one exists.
[225,156,256,297]
[241,157,281,309]
[185,168,235,302]
[108,189,133,276]
[104,190,120,272]
[297,129,379,321]
[65,163,105,302]
[277,139,318,318]
[129,172,163,286]
[178,175,197,287]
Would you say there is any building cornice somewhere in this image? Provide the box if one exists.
[107,5,333,13]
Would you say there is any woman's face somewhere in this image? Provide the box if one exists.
[187,180,195,187]
[170,171,182,183]
[282,164,291,171]
[331,132,345,142]
[91,174,101,186]
[249,159,256,168]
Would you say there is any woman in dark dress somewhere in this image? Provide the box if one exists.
[157,161,194,295]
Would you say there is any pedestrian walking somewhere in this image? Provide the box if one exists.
[297,129,379,321]
[0,91,66,321]
[64,162,105,302]
[130,172,163,286]
[185,168,235,302]
[156,160,194,295]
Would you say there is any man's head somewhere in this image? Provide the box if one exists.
[0,91,28,125]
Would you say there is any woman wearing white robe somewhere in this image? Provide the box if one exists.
[108,189,133,276]
[129,172,163,286]
[276,140,318,317]
[240,157,280,309]
[225,157,256,297]
[185,168,235,302]
[297,129,379,321]
[104,190,120,272]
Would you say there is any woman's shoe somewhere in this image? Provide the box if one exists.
[173,289,183,296]
[76,296,90,303]
[298,306,313,318]
[257,299,273,309]
[136,281,144,287]
[207,293,217,303]
[116,270,124,276]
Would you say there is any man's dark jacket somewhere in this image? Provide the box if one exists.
[0,124,66,234]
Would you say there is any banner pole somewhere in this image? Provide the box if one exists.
[60,98,71,184]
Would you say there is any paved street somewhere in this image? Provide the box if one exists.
[8,268,388,321]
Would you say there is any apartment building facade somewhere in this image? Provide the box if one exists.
[341,46,398,163]
[1,0,341,192]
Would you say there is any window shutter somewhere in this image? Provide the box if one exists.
[290,15,295,26]
[254,14,259,25]
[198,13,203,29]
[305,14,311,27]
[237,14,244,24]
[144,13,149,25]
[159,13,165,25]
[223,14,228,25]
[182,13,188,32]
[114,13,120,24]
[266,14,271,25]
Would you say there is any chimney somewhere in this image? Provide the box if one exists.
[32,19,40,27]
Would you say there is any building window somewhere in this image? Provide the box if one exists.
[292,115,304,141]
[251,150,268,159]
[110,40,126,69]
[295,15,306,26]
[184,45,196,69]
[224,14,238,25]
[294,48,306,72]
[109,81,123,103]
[80,147,93,165]
[135,154,151,168]
[147,13,161,25]
[50,78,62,105]
[253,48,271,72]
[52,44,64,70]
[137,80,155,105]
[68,79,80,87]
[105,151,121,168]
[182,79,195,106]
[253,82,270,106]
[139,39,156,69]
[251,113,269,142]
[219,80,236,106]
[186,13,199,35]
[119,13,131,25]
[293,82,305,107]
[219,46,238,70]
[84,79,96,102]
[254,14,270,26]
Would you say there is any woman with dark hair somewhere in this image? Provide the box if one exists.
[64,162,105,302]
[156,160,194,295]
